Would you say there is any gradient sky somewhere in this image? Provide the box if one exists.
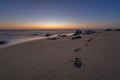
[0,0,120,29]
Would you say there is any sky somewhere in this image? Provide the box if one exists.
[0,0,120,29]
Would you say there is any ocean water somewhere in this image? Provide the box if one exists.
[0,30,75,48]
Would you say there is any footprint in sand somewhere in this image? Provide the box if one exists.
[85,43,88,46]
[74,48,81,52]
[87,38,93,42]
[87,39,91,42]
[74,57,82,68]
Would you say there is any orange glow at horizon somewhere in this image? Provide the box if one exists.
[0,23,111,30]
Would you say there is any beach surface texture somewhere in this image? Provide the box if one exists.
[0,31,120,80]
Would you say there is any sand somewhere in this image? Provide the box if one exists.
[0,31,120,80]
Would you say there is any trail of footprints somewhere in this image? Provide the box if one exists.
[73,32,101,68]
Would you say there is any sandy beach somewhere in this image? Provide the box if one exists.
[0,31,120,80]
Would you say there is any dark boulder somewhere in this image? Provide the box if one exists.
[72,35,82,40]
[74,48,81,52]
[104,29,112,31]
[45,33,51,37]
[84,30,95,34]
[58,34,67,37]
[0,40,8,45]
[47,37,58,40]
[113,29,120,31]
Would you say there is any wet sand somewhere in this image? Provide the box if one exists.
[0,31,120,80]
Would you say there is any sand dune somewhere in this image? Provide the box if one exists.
[0,31,120,80]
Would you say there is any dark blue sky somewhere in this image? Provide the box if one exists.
[0,0,120,29]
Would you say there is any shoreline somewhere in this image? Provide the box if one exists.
[0,33,74,49]
[0,36,47,49]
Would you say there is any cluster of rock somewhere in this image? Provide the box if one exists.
[45,32,68,40]
[72,30,96,40]
[72,30,82,40]
[84,30,95,34]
